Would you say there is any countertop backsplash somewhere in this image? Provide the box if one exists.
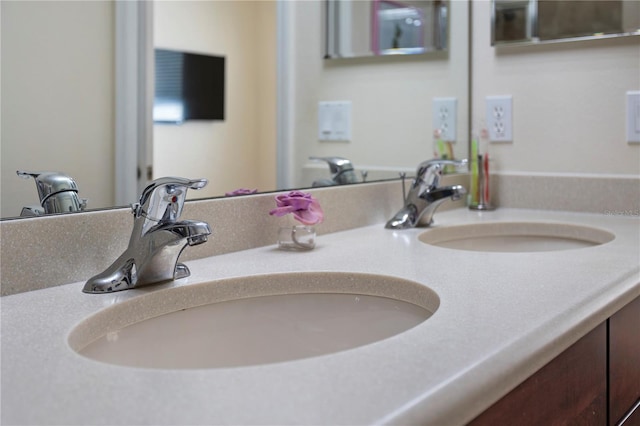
[0,178,427,296]
[2,172,639,297]
[492,172,640,214]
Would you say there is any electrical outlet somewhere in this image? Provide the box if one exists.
[433,98,457,141]
[486,95,513,142]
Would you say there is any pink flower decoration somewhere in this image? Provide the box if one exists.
[269,190,324,225]
[225,188,258,197]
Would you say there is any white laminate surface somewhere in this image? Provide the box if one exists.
[2,208,639,425]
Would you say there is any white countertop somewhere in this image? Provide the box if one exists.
[2,208,639,425]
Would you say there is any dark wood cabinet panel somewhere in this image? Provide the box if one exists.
[609,296,640,426]
[469,295,640,426]
[469,322,608,426]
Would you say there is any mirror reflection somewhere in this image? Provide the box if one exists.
[492,0,640,46]
[326,0,448,58]
[1,0,470,220]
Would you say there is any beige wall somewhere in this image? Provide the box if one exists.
[471,1,640,176]
[1,0,115,218]
[289,0,470,187]
[153,0,277,198]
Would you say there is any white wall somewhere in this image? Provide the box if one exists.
[471,1,640,176]
[153,0,277,199]
[289,0,470,188]
[1,1,115,218]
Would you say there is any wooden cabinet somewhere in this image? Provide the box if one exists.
[470,296,640,426]
[609,296,640,426]
[469,323,607,425]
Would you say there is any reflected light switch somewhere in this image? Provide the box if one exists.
[318,101,352,141]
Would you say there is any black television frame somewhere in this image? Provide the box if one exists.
[153,48,225,124]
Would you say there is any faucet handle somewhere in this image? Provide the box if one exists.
[415,158,467,188]
[134,177,208,223]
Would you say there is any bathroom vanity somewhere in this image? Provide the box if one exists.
[1,179,639,425]
[471,296,640,425]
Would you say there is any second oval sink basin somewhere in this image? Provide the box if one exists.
[69,272,439,369]
[419,222,614,253]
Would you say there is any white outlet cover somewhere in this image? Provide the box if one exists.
[486,95,513,142]
[627,91,640,143]
[433,97,457,141]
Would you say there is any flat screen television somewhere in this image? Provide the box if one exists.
[154,49,225,123]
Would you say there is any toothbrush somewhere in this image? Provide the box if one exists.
[480,127,490,205]
[437,140,446,159]
[483,153,490,203]
[470,137,479,205]
[477,154,483,204]
[446,141,455,173]
[433,129,444,159]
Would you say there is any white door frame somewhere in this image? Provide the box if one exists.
[114,0,153,206]
[276,0,293,190]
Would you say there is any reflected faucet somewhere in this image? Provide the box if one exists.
[385,159,467,229]
[309,156,360,186]
[17,170,87,216]
[83,177,211,294]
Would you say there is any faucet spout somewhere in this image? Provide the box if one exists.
[385,159,467,229]
[418,184,467,225]
[83,177,211,294]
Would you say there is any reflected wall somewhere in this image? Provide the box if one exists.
[291,0,470,188]
[1,0,470,219]
[1,1,115,218]
[473,1,640,175]
[153,0,277,200]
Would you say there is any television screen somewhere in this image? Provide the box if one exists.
[154,49,225,123]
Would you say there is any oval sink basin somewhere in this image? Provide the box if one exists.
[419,222,614,253]
[69,272,439,369]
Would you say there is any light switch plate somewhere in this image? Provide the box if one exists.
[627,91,640,143]
[318,101,352,141]
[486,95,513,142]
[433,97,457,141]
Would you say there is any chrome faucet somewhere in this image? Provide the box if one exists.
[83,177,211,294]
[385,159,467,229]
[17,170,87,216]
[310,156,360,186]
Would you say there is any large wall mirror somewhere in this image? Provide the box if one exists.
[492,0,640,46]
[1,0,470,220]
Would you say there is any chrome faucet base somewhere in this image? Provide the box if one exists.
[310,156,360,186]
[469,203,495,211]
[83,261,194,294]
[83,177,211,294]
[17,170,87,216]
